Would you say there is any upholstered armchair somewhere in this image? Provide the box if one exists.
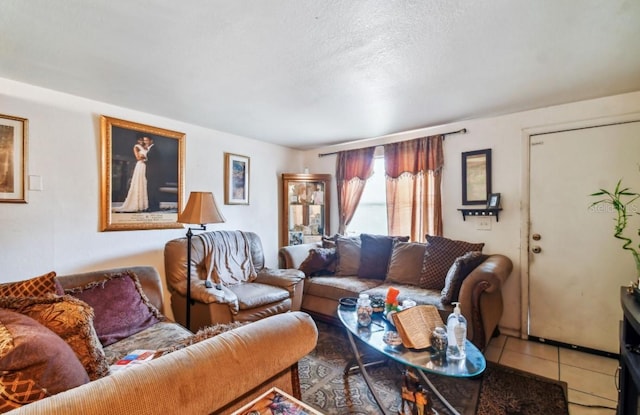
[164,230,304,332]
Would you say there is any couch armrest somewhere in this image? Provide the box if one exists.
[458,254,513,349]
[278,242,322,269]
[255,269,305,311]
[8,312,318,415]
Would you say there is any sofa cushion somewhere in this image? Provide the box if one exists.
[0,309,89,412]
[358,234,410,280]
[335,236,362,276]
[440,251,486,304]
[0,294,109,381]
[363,283,444,309]
[419,235,485,290]
[0,271,63,298]
[304,276,381,301]
[385,242,427,285]
[227,283,290,309]
[65,271,163,347]
[299,247,337,277]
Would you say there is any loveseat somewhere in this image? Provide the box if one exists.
[279,234,512,350]
[165,230,305,331]
[2,266,318,414]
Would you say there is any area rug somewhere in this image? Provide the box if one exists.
[299,320,569,415]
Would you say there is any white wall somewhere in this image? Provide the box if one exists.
[0,78,303,318]
[303,90,640,337]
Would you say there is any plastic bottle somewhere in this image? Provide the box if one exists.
[446,302,467,361]
[356,293,373,327]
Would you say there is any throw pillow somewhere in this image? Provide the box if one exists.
[321,234,340,248]
[298,248,337,277]
[385,242,428,285]
[65,271,163,347]
[335,236,362,276]
[359,234,410,280]
[0,295,109,381]
[0,271,63,297]
[0,309,89,413]
[440,251,486,304]
[419,235,485,290]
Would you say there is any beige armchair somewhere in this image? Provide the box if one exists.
[165,230,304,331]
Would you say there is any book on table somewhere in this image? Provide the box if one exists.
[110,349,158,371]
[391,305,445,350]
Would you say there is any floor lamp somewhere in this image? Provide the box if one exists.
[177,191,225,331]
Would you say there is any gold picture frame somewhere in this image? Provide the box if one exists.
[100,116,185,231]
[0,113,28,203]
[224,152,250,205]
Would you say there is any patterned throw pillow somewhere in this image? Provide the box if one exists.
[0,309,89,413]
[0,271,63,297]
[385,242,428,285]
[419,235,485,290]
[299,248,337,277]
[0,295,109,381]
[440,251,487,304]
[335,236,362,276]
[359,234,411,280]
[65,271,164,347]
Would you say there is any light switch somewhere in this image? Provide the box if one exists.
[477,217,491,231]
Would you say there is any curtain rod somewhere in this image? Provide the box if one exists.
[317,128,467,157]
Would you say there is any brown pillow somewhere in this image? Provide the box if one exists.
[440,252,486,304]
[65,271,163,347]
[385,242,428,285]
[0,295,109,381]
[359,234,410,280]
[321,234,341,248]
[419,235,485,290]
[0,271,63,297]
[335,236,362,276]
[0,309,89,412]
[299,248,337,277]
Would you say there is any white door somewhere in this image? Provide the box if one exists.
[528,120,640,354]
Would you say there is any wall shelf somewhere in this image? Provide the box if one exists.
[458,208,502,222]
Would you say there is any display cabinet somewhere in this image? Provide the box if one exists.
[281,173,331,247]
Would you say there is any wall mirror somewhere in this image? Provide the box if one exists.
[461,148,492,205]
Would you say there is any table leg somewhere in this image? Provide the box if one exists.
[343,329,392,415]
[416,370,461,415]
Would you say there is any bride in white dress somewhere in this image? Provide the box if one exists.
[116,138,148,212]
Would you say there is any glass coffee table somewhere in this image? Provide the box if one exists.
[337,305,485,415]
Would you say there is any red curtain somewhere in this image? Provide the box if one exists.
[336,147,376,235]
[384,135,444,241]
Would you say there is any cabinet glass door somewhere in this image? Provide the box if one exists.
[282,173,331,246]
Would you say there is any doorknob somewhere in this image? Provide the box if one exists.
[531,246,542,254]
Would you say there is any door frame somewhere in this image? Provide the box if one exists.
[520,112,640,340]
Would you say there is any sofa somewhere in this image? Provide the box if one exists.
[1,266,318,414]
[279,234,513,350]
[165,230,305,331]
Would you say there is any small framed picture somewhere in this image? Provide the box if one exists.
[487,193,501,209]
[224,153,250,205]
[0,113,28,203]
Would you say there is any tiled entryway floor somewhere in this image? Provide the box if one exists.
[485,335,619,414]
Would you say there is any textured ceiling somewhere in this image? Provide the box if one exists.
[1,1,639,149]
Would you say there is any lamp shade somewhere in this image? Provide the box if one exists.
[178,191,226,225]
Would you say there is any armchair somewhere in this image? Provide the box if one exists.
[165,230,304,331]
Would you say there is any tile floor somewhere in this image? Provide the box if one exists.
[485,335,619,414]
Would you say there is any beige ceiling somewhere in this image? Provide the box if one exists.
[1,1,639,149]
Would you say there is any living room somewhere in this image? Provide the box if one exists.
[1,2,640,414]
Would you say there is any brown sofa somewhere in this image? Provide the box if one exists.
[164,230,305,331]
[6,266,318,415]
[279,237,512,350]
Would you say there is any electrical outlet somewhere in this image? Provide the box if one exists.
[477,217,491,231]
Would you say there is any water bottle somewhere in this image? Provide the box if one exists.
[446,302,467,361]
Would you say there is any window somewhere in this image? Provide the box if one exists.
[347,157,387,235]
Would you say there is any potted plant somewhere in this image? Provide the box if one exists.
[590,179,640,289]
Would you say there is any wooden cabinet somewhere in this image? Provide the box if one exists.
[281,173,331,247]
[620,287,640,414]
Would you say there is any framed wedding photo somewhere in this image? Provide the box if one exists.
[0,113,28,203]
[487,192,501,209]
[224,152,250,205]
[100,116,185,231]
[461,148,492,205]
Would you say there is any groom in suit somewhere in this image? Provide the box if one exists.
[143,135,162,212]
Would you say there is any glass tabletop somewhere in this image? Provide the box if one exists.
[337,305,486,378]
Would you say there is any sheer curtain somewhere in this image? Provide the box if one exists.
[336,147,376,235]
[384,135,444,242]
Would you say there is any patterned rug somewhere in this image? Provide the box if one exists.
[299,320,569,415]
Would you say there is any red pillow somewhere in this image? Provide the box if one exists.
[66,271,163,346]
